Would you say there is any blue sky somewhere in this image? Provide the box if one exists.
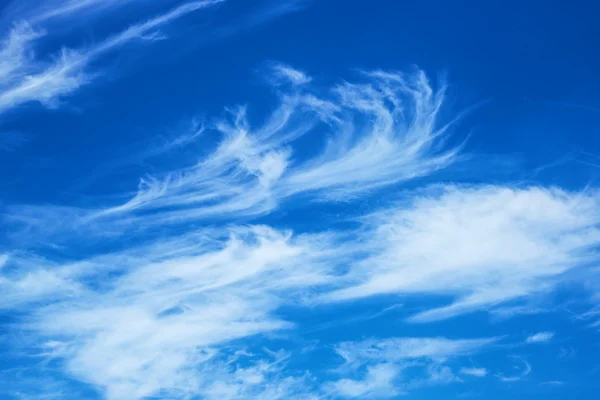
[1,0,600,399]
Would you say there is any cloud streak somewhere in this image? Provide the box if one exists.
[525,332,554,343]
[0,1,223,114]
[460,367,488,377]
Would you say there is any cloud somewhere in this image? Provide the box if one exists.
[30,0,139,22]
[525,332,554,343]
[578,306,600,328]
[0,22,43,81]
[327,185,600,321]
[419,364,461,386]
[0,1,223,114]
[0,219,498,398]
[269,62,312,85]
[460,367,488,377]
[0,226,344,398]
[326,336,494,397]
[328,363,401,399]
[496,359,531,382]
[2,0,133,25]
[6,66,459,242]
[3,60,596,399]
[541,380,566,386]
[0,46,89,111]
[334,337,496,366]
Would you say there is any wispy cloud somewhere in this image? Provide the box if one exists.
[327,185,600,321]
[496,359,531,382]
[1,226,342,398]
[326,336,495,397]
[2,0,137,25]
[3,60,597,399]
[460,367,488,377]
[0,1,223,114]
[540,380,566,386]
[327,363,401,399]
[269,62,312,85]
[334,337,497,366]
[526,331,555,343]
[30,0,139,23]
[6,65,460,242]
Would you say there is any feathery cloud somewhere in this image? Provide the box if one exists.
[0,1,223,114]
[6,65,459,242]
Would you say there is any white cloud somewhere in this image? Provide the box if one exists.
[460,367,488,377]
[7,66,459,240]
[0,22,44,82]
[2,0,137,25]
[420,364,461,386]
[270,62,312,85]
[4,58,598,398]
[525,332,554,343]
[328,363,401,399]
[334,337,496,366]
[327,185,600,321]
[496,359,531,382]
[0,218,499,399]
[88,0,225,56]
[30,0,138,22]
[573,305,600,328]
[0,47,89,111]
[1,226,342,399]
[327,336,493,396]
[0,1,223,114]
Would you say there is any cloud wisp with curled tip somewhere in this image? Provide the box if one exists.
[6,64,459,241]
[496,359,532,383]
[269,62,312,85]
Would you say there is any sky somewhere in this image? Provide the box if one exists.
[1,0,600,399]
